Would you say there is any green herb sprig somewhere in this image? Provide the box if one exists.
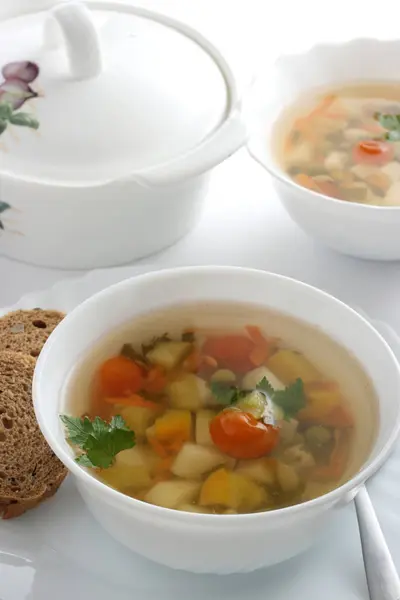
[60,414,135,469]
[375,113,400,141]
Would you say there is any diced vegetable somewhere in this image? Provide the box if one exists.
[195,409,216,446]
[171,443,229,479]
[306,385,342,411]
[381,161,400,181]
[199,468,269,512]
[298,404,354,428]
[210,408,280,459]
[151,409,192,454]
[100,447,152,491]
[285,142,313,169]
[304,425,333,452]
[236,391,267,419]
[277,418,299,444]
[276,461,300,492]
[282,445,316,469]
[120,404,159,438]
[352,140,394,165]
[311,429,350,482]
[242,366,285,391]
[167,374,211,410]
[145,480,200,509]
[364,171,392,194]
[143,367,167,394]
[210,369,236,383]
[293,173,320,192]
[267,350,322,384]
[350,163,378,181]
[99,356,144,396]
[324,151,347,171]
[383,181,400,206]
[340,182,369,202]
[235,457,276,486]
[202,335,254,373]
[146,341,192,371]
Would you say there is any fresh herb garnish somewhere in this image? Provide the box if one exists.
[210,382,246,406]
[142,333,171,355]
[256,376,275,397]
[60,414,135,469]
[272,378,306,420]
[120,343,148,366]
[375,113,400,141]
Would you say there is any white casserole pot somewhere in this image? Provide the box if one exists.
[33,266,400,574]
[248,39,400,261]
[0,2,246,268]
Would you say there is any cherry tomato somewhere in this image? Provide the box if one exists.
[209,408,280,459]
[352,140,394,165]
[202,335,254,372]
[99,356,144,396]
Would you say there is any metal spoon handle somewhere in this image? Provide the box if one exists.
[354,485,400,600]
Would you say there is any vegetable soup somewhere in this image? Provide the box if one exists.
[277,83,400,206]
[62,303,377,514]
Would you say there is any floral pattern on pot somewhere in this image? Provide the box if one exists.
[0,61,40,136]
[0,201,11,232]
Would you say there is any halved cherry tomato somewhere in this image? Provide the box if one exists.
[202,335,254,372]
[99,356,144,396]
[352,140,394,165]
[209,408,280,459]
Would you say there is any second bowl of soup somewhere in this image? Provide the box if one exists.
[33,267,400,573]
[248,38,400,260]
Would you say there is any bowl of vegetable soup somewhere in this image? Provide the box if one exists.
[33,267,400,573]
[248,38,400,260]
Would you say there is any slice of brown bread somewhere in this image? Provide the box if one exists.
[0,351,67,519]
[0,309,65,358]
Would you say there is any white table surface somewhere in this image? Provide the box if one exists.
[2,0,400,336]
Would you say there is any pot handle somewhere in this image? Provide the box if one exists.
[50,1,103,80]
[130,107,247,187]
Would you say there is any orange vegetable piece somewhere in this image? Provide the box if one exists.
[312,430,350,481]
[103,394,162,410]
[210,408,280,459]
[99,356,144,396]
[352,140,394,165]
[245,325,266,345]
[298,404,354,428]
[316,180,342,200]
[144,366,167,394]
[294,173,320,193]
[183,350,201,372]
[202,335,255,373]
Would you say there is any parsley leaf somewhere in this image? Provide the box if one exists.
[60,414,135,469]
[272,378,306,420]
[210,382,245,405]
[256,377,275,397]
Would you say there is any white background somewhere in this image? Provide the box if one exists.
[2,0,400,329]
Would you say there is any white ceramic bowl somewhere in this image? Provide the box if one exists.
[33,266,400,574]
[248,38,400,261]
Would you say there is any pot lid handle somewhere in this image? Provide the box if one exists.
[50,1,103,80]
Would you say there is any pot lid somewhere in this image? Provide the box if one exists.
[0,2,232,184]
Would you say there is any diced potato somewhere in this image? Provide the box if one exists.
[172,443,229,479]
[120,405,159,438]
[365,171,392,194]
[324,151,347,172]
[210,369,236,383]
[340,182,369,202]
[146,341,192,371]
[351,164,379,181]
[276,461,300,493]
[178,504,211,514]
[383,181,400,206]
[285,141,313,169]
[381,161,400,182]
[153,409,192,443]
[139,446,161,475]
[267,350,322,384]
[283,445,316,469]
[167,374,210,410]
[145,480,200,509]
[100,447,152,491]
[277,418,299,444]
[343,128,370,142]
[242,366,285,391]
[235,458,276,486]
[199,468,269,512]
[195,409,216,446]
